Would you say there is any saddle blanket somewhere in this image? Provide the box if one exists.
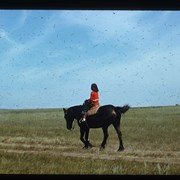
[86,105,100,116]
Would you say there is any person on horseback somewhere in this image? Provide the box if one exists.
[80,83,100,123]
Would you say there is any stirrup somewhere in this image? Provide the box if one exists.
[79,118,86,123]
[82,118,86,122]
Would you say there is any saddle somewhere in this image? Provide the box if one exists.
[86,105,100,117]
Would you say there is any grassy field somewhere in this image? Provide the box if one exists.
[0,106,180,174]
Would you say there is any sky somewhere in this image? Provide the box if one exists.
[0,10,180,109]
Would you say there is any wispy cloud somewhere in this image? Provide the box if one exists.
[0,28,17,44]
[11,10,28,32]
[0,11,57,68]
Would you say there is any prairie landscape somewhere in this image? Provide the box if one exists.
[0,105,179,174]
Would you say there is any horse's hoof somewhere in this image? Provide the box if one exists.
[99,146,105,151]
[83,146,88,149]
[88,143,94,148]
[118,147,124,151]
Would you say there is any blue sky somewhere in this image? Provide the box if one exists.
[0,10,180,109]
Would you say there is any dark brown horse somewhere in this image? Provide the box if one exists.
[63,104,130,151]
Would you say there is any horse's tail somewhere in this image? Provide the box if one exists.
[115,104,130,114]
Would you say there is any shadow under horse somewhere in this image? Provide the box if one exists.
[63,104,130,151]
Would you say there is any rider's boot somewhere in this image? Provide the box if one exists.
[80,113,86,123]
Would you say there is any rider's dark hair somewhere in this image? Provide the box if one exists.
[91,83,99,92]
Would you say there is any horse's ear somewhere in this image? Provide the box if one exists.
[63,108,67,113]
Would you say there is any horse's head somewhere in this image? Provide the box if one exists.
[63,107,75,130]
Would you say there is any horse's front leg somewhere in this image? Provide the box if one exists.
[80,128,86,148]
[80,128,92,149]
[84,128,93,148]
[100,127,109,151]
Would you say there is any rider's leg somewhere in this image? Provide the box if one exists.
[81,112,87,122]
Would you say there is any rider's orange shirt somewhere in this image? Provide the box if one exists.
[90,91,99,106]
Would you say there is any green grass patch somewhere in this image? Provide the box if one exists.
[0,106,179,174]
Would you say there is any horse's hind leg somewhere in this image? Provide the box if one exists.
[113,124,124,151]
[100,127,109,151]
